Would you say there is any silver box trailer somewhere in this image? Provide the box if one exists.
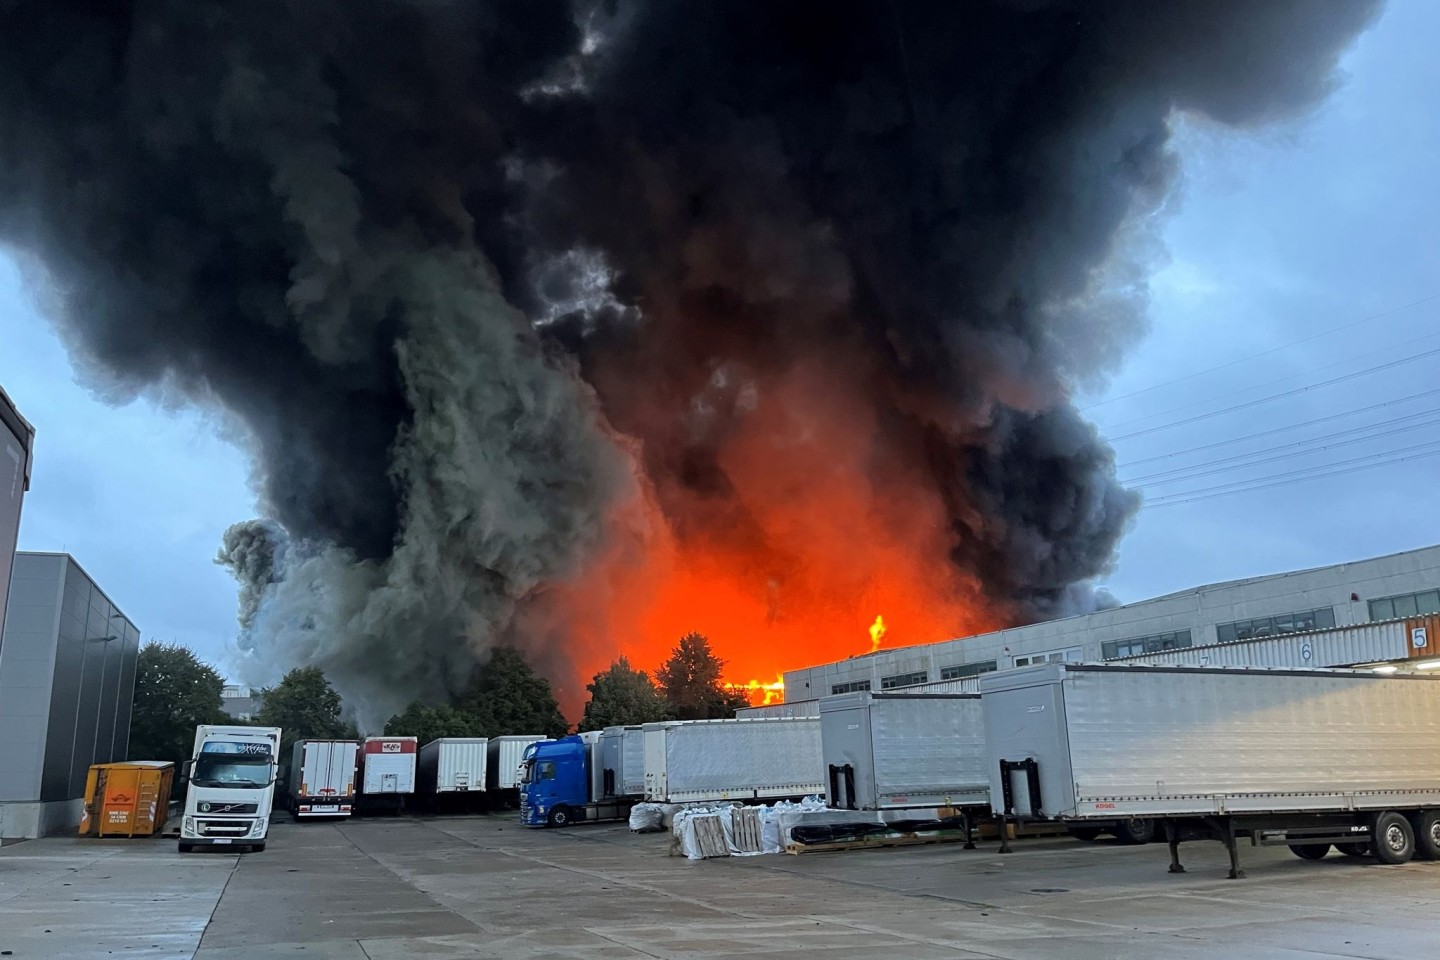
[735,698,820,720]
[288,739,359,817]
[487,735,545,791]
[418,737,488,793]
[819,692,987,811]
[982,663,1440,876]
[598,725,645,798]
[642,718,823,803]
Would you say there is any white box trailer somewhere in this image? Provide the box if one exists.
[981,663,1440,877]
[487,735,546,792]
[357,737,417,810]
[599,725,645,797]
[418,738,488,793]
[734,698,820,720]
[819,691,987,812]
[642,718,824,803]
[289,739,359,817]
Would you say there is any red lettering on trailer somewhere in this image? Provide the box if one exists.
[1095,802,1116,809]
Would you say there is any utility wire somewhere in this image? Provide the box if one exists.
[1125,415,1440,486]
[1084,290,1440,411]
[1107,345,1440,442]
[1143,439,1440,506]
[1102,327,1440,435]
[1116,389,1440,469]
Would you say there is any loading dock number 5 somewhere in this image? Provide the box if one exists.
[1414,626,1428,650]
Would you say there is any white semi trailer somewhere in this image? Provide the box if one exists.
[642,717,823,803]
[981,663,1440,877]
[819,691,988,812]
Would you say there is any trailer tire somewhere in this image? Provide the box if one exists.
[1114,818,1155,845]
[1335,842,1371,858]
[547,806,573,828]
[1410,811,1440,861]
[1067,826,1103,842]
[1372,811,1415,865]
[1288,843,1330,860]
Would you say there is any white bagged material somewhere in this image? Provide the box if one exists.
[629,802,665,833]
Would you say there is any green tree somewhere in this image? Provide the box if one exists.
[127,642,228,766]
[254,666,353,757]
[578,657,671,732]
[461,647,569,738]
[656,632,750,720]
[384,701,481,743]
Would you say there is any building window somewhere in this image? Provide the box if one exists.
[1102,630,1194,660]
[1369,589,1440,622]
[1014,647,1083,668]
[830,680,872,695]
[940,660,998,680]
[1216,607,1336,643]
[879,671,929,690]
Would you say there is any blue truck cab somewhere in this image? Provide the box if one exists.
[520,735,636,827]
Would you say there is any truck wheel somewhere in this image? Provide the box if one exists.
[1288,843,1330,860]
[547,806,573,828]
[1114,818,1155,845]
[1409,811,1440,860]
[178,842,194,854]
[251,843,266,853]
[1067,826,1103,842]
[1335,842,1371,858]
[1372,811,1415,865]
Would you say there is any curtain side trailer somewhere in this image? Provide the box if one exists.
[982,663,1440,877]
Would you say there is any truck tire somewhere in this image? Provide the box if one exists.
[178,842,194,854]
[547,806,573,828]
[1335,842,1371,858]
[1114,818,1155,845]
[1288,843,1330,860]
[251,843,266,853]
[1409,810,1440,861]
[1067,826,1103,842]
[1372,811,1415,865]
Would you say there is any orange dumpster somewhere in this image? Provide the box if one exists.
[79,761,175,837]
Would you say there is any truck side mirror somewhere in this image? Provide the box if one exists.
[180,759,194,779]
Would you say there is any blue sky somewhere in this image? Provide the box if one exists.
[2,1,1436,675]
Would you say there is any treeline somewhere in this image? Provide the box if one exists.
[128,632,748,766]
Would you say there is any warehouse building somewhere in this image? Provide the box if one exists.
[0,553,141,839]
[782,544,1440,698]
[0,384,35,648]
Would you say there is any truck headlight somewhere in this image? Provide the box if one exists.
[184,816,195,834]
[250,817,267,837]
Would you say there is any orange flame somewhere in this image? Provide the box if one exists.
[541,349,1008,719]
[724,675,785,706]
[868,614,887,653]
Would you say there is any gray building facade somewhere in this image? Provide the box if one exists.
[784,544,1440,699]
[0,385,35,648]
[0,553,141,838]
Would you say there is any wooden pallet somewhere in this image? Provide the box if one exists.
[784,828,971,855]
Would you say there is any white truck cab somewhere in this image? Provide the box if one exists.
[179,724,282,853]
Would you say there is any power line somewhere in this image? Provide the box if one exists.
[1084,290,1440,411]
[1101,327,1440,435]
[1116,389,1440,469]
[1106,345,1440,443]
[1124,414,1440,486]
[1143,440,1440,507]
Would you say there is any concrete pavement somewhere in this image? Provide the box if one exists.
[3,815,1440,958]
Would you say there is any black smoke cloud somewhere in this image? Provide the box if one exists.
[0,0,1379,722]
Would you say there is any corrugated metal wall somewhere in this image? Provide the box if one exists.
[1111,620,1410,669]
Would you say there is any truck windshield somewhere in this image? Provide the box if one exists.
[192,755,271,788]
